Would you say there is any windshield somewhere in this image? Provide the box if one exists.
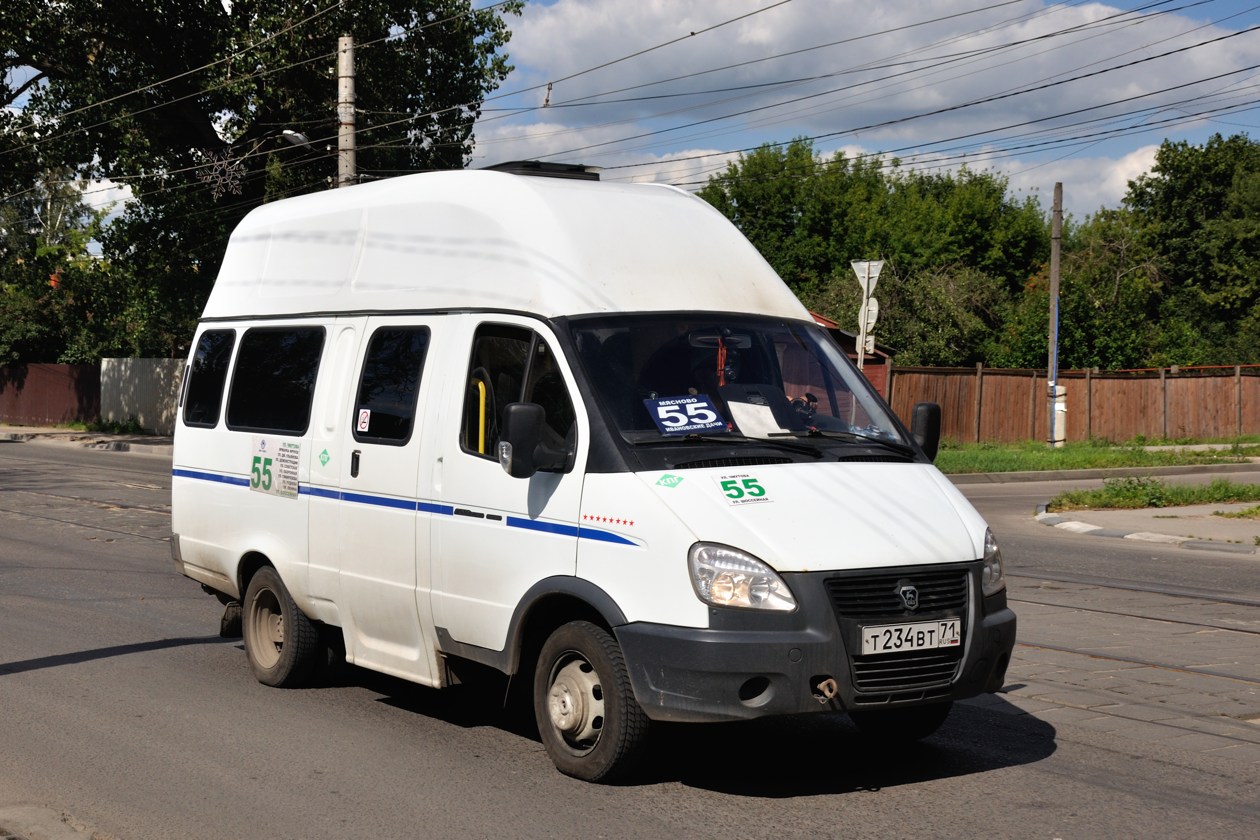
[569,314,907,448]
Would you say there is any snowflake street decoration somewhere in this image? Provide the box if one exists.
[196,148,245,199]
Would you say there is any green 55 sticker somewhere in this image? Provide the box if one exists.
[716,474,771,505]
[250,455,274,490]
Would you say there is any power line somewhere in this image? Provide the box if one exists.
[554,23,1259,166]
[472,0,1202,162]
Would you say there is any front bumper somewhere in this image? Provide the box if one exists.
[615,562,1016,723]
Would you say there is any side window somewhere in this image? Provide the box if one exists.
[226,327,326,435]
[524,339,576,448]
[183,329,235,428]
[460,325,575,459]
[353,326,430,445]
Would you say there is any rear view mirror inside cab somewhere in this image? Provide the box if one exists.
[687,329,752,349]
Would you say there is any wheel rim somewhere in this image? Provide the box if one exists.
[546,653,605,753]
[247,586,284,669]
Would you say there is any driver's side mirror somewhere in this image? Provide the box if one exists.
[910,402,941,462]
[498,402,569,478]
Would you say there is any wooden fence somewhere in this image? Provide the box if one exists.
[888,364,1260,444]
[0,363,101,426]
[6,360,1259,444]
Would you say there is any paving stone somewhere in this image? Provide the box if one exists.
[1030,706,1114,724]
[1101,703,1185,722]
[1158,731,1250,752]
[1204,742,1260,764]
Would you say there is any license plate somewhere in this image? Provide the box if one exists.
[860,619,961,655]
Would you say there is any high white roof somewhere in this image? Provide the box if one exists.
[201,169,811,322]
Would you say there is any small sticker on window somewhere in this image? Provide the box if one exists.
[643,395,727,436]
[357,408,371,433]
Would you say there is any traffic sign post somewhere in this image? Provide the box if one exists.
[851,260,884,370]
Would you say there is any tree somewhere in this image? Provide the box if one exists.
[1124,133,1260,364]
[1,1,522,359]
[699,140,1047,365]
[0,169,114,363]
[989,209,1162,370]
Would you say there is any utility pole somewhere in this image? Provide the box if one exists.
[1047,182,1063,447]
[336,35,356,188]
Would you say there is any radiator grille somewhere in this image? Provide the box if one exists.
[824,569,968,619]
[824,567,971,695]
[851,648,963,693]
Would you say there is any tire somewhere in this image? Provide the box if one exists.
[848,701,953,742]
[533,621,649,783]
[242,566,320,688]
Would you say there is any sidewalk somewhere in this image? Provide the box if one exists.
[0,425,173,457]
[1035,501,1260,554]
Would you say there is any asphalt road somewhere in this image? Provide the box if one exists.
[1,442,1258,840]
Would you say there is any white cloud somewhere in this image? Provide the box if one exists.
[476,1,1260,214]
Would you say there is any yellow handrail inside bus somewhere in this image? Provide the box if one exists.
[477,378,487,454]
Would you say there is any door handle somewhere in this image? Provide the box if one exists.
[351,449,361,478]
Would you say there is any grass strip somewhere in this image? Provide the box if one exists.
[936,440,1260,474]
[1215,504,1260,520]
[1048,477,1260,512]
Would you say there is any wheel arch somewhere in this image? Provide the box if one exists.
[435,576,628,676]
[237,550,273,598]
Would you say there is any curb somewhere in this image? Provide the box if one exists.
[2,431,173,457]
[0,806,111,840]
[1034,503,1258,555]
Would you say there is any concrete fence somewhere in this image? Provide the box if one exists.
[100,358,185,435]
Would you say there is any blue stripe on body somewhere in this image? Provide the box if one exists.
[576,527,639,546]
[506,515,579,537]
[173,469,636,545]
[172,468,250,488]
[340,490,417,511]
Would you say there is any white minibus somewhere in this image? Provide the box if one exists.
[171,162,1015,782]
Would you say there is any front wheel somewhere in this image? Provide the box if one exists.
[242,566,320,687]
[533,621,649,783]
[848,701,953,742]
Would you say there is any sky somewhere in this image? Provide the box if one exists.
[469,0,1260,218]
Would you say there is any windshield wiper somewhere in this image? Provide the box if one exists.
[770,429,917,459]
[630,433,823,458]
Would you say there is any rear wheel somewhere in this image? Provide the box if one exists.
[242,566,320,687]
[848,701,953,742]
[533,621,649,782]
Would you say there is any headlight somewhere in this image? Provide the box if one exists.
[688,543,796,611]
[982,528,1006,596]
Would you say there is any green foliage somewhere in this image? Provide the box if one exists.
[1124,133,1260,365]
[699,140,1047,365]
[0,169,123,363]
[701,134,1260,371]
[1,1,522,361]
[89,415,146,435]
[989,208,1163,369]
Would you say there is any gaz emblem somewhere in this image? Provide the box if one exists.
[898,585,920,611]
